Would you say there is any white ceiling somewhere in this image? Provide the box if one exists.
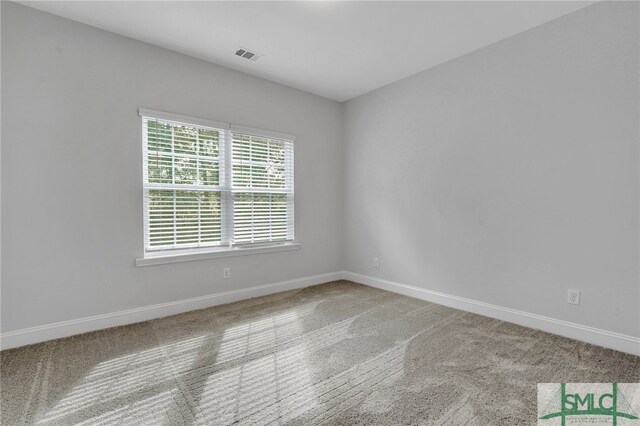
[19,1,593,102]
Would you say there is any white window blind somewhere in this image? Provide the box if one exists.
[141,110,294,254]
[231,131,294,244]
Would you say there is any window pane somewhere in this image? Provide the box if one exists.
[148,190,175,247]
[145,118,220,187]
[146,120,172,154]
[232,135,289,190]
[174,157,198,185]
[198,128,220,157]
[173,125,198,156]
[147,154,173,184]
[233,192,290,244]
[200,191,222,243]
[147,189,221,249]
[199,159,219,186]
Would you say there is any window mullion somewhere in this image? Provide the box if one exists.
[221,130,234,246]
[171,124,177,247]
[196,130,201,245]
[285,141,295,241]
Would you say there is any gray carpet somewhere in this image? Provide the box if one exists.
[1,280,638,425]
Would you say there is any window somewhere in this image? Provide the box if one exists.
[140,109,295,260]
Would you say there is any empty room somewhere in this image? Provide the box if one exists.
[1,1,639,425]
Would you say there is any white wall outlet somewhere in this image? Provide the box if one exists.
[567,289,580,305]
[223,267,231,279]
[373,257,380,268]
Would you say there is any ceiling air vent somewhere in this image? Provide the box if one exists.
[235,48,261,62]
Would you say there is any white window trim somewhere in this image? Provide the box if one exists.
[136,108,298,266]
[137,108,296,142]
[135,242,301,267]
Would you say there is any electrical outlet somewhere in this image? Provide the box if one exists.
[223,267,231,279]
[567,289,580,305]
[373,257,380,268]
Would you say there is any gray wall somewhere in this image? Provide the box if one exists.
[343,1,639,337]
[1,2,344,332]
[3,1,639,340]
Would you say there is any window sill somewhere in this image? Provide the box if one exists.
[135,242,301,267]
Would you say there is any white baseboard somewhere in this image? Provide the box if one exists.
[3,271,638,356]
[0,271,344,350]
[342,271,640,356]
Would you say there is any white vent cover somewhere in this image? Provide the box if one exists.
[235,48,261,62]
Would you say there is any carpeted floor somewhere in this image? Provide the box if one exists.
[1,280,638,425]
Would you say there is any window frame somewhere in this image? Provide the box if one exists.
[136,108,299,266]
